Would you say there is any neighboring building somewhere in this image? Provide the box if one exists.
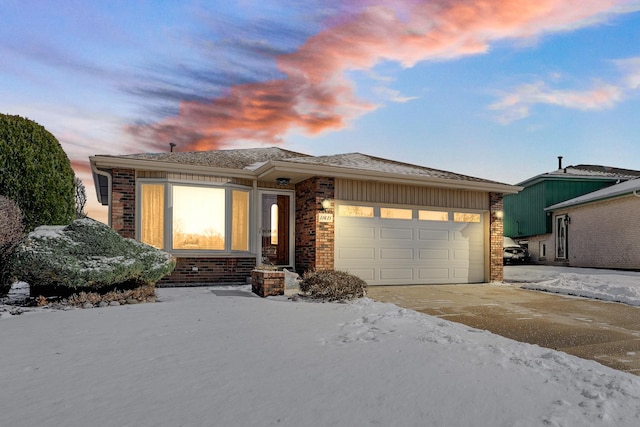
[504,157,640,264]
[545,178,640,270]
[90,147,519,286]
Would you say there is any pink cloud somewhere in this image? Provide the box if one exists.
[490,81,624,123]
[129,0,636,150]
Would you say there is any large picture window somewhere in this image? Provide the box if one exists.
[172,186,225,250]
[139,182,250,253]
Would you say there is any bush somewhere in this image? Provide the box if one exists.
[8,218,176,297]
[0,195,24,295]
[0,114,75,231]
[299,270,367,301]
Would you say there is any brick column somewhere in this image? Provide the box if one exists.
[251,270,285,297]
[295,177,335,273]
[111,168,136,238]
[489,192,504,282]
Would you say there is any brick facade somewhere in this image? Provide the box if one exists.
[111,168,136,239]
[557,195,640,269]
[295,177,335,273]
[489,192,504,282]
[159,257,256,285]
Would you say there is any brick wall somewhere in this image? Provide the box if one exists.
[159,257,256,285]
[295,177,335,273]
[561,195,640,269]
[489,192,504,282]
[111,168,136,238]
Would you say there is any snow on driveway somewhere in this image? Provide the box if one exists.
[505,265,640,306]
[2,279,640,427]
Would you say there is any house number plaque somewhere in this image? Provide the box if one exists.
[318,213,333,222]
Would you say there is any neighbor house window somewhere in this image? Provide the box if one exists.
[381,207,412,220]
[337,205,374,217]
[138,182,250,253]
[418,210,449,221]
[453,212,481,223]
[140,183,165,249]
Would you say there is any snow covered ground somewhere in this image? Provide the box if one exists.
[504,265,640,307]
[1,267,640,426]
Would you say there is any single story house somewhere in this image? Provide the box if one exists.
[545,178,640,270]
[90,147,519,286]
[504,158,640,264]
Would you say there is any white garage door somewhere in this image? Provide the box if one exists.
[335,205,485,285]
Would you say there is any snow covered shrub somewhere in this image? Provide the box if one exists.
[0,195,24,295]
[299,270,367,301]
[8,218,176,297]
[0,113,75,231]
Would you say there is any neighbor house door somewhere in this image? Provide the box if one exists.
[556,215,568,259]
[259,192,292,267]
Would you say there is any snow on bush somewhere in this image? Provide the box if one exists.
[299,270,367,301]
[8,218,176,296]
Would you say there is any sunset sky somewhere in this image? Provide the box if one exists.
[2,1,640,223]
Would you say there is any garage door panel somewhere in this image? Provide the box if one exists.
[418,229,449,241]
[379,248,414,260]
[418,249,450,260]
[380,268,413,280]
[337,247,375,260]
[338,226,375,239]
[418,268,450,280]
[380,227,413,240]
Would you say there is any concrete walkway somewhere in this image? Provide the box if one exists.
[367,284,640,375]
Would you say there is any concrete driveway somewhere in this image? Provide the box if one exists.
[367,279,640,375]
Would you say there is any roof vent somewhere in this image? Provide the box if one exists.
[558,156,563,170]
[169,143,176,152]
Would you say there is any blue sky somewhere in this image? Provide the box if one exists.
[2,1,640,222]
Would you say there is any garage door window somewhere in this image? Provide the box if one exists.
[338,205,374,217]
[381,207,412,220]
[454,212,481,223]
[418,210,449,221]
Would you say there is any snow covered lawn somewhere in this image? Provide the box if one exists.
[2,276,640,426]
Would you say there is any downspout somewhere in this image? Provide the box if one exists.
[90,162,113,227]
[634,189,640,198]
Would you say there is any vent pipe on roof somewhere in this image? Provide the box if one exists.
[169,143,176,152]
[558,156,563,170]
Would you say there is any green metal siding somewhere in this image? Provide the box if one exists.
[504,178,615,238]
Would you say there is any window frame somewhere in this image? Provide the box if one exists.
[136,179,253,256]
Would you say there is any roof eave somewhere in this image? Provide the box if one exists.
[257,161,522,194]
[89,155,257,180]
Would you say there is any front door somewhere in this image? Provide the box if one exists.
[260,193,291,266]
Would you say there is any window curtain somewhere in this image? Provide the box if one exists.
[232,190,249,251]
[141,184,164,249]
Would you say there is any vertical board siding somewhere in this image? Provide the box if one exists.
[335,179,489,210]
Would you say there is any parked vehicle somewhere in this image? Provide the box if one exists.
[503,237,530,264]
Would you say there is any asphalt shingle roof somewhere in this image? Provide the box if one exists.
[117,147,310,169]
[280,152,504,184]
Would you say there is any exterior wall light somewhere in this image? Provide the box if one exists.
[276,177,290,186]
[494,210,504,219]
[321,198,332,210]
